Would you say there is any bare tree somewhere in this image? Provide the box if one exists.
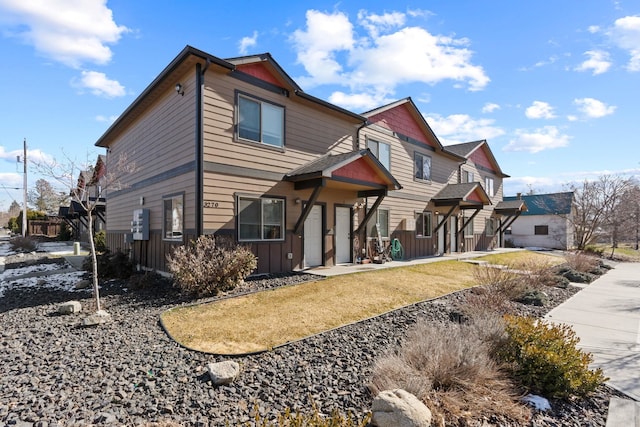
[34,152,136,314]
[567,175,635,252]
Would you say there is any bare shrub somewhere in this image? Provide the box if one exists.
[564,252,601,274]
[9,236,37,252]
[167,235,257,297]
[369,318,530,426]
[473,265,527,300]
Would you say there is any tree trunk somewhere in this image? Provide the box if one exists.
[88,213,101,312]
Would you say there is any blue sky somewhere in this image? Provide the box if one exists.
[1,0,639,212]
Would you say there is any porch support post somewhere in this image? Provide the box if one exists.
[432,205,456,234]
[458,208,481,234]
[293,185,323,236]
[497,212,522,234]
[354,189,387,235]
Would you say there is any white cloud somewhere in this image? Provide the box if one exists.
[328,91,392,112]
[588,25,601,34]
[525,101,556,119]
[95,114,119,123]
[0,145,51,164]
[609,15,640,71]
[291,9,489,98]
[290,10,355,85]
[573,97,616,118]
[0,0,129,68]
[504,126,571,153]
[481,103,500,113]
[425,113,505,145]
[73,71,125,98]
[239,31,258,55]
[574,50,612,75]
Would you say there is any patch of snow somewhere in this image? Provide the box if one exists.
[0,262,72,279]
[522,394,551,411]
[0,270,86,298]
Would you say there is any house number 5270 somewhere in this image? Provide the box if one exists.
[204,201,219,208]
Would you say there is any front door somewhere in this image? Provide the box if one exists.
[304,205,323,268]
[335,206,351,264]
[450,216,457,252]
[437,214,445,255]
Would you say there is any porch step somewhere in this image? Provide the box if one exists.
[606,397,640,427]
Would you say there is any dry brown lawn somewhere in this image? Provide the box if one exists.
[161,260,477,354]
[160,251,562,355]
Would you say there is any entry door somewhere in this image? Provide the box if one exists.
[304,205,323,268]
[450,216,457,252]
[437,215,445,255]
[335,206,351,264]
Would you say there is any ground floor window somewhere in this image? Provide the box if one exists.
[534,225,549,235]
[237,195,285,241]
[486,217,496,236]
[415,211,432,237]
[163,193,183,240]
[368,208,389,239]
[463,215,474,236]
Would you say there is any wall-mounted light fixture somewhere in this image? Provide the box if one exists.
[353,199,366,210]
[294,197,302,204]
[175,83,184,96]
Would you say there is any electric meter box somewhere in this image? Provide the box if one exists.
[131,208,150,240]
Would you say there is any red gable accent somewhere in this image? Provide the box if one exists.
[332,157,387,185]
[467,189,484,203]
[236,63,282,87]
[368,104,436,148]
[470,146,496,173]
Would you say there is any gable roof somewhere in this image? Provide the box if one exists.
[445,139,510,178]
[432,182,492,208]
[96,46,364,148]
[361,97,464,161]
[504,192,574,215]
[284,149,402,191]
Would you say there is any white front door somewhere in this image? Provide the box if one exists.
[335,206,351,264]
[437,215,445,255]
[450,216,457,252]
[304,205,323,268]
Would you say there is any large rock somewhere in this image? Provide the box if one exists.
[207,361,240,386]
[74,279,91,290]
[371,389,432,427]
[58,301,82,315]
[82,310,111,327]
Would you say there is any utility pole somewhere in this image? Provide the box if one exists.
[22,139,27,237]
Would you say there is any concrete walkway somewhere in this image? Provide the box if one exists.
[545,262,640,425]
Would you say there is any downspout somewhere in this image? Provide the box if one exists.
[355,120,368,151]
[195,59,211,237]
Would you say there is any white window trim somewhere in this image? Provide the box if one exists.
[367,138,391,170]
[414,152,432,182]
[237,195,286,242]
[416,211,432,238]
[163,194,184,241]
[237,93,285,148]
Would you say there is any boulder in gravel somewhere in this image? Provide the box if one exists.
[371,389,432,427]
[58,301,82,315]
[207,361,240,386]
[82,310,111,327]
[74,279,91,290]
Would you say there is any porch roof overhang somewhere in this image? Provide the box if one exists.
[283,149,402,192]
[285,149,402,235]
[494,199,528,234]
[431,183,492,209]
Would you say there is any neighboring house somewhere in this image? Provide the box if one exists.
[94,45,520,275]
[58,155,107,242]
[503,192,575,250]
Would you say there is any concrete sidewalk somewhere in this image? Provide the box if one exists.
[545,262,640,425]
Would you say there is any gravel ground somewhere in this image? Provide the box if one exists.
[0,251,631,427]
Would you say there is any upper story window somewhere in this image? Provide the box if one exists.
[237,94,284,148]
[237,195,285,241]
[163,194,183,241]
[367,139,390,170]
[414,152,432,182]
[416,211,432,238]
[484,176,495,197]
[462,170,474,183]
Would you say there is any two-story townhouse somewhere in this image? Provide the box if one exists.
[94,45,518,275]
[95,46,400,274]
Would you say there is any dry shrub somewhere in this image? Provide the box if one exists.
[369,317,530,426]
[9,236,37,252]
[564,252,601,274]
[166,235,257,297]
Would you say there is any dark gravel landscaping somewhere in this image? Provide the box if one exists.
[0,251,630,426]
